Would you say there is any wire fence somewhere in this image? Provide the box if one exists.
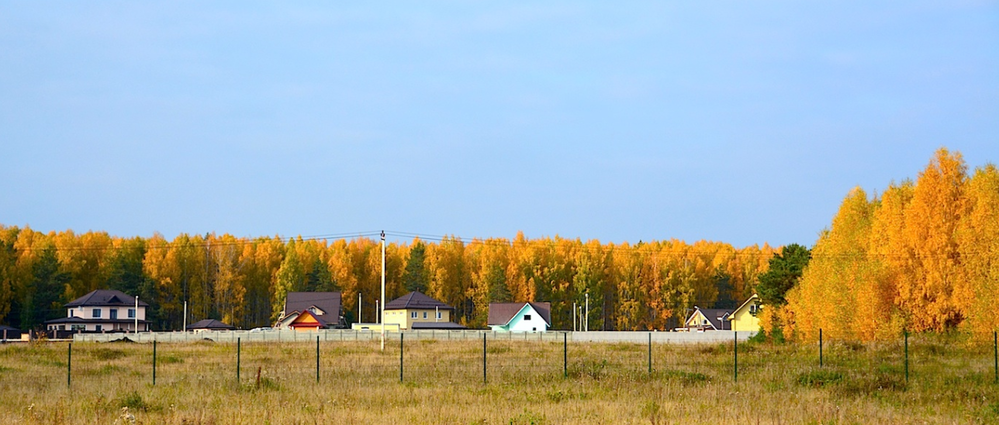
[3,329,997,396]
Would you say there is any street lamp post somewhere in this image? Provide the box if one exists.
[380,230,386,351]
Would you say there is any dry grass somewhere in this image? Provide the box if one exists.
[0,333,997,424]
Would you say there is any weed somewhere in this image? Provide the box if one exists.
[116,391,149,411]
[795,369,844,387]
[508,409,546,425]
[89,348,128,361]
[659,369,710,385]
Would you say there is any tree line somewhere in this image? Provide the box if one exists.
[773,148,999,342]
[0,227,777,332]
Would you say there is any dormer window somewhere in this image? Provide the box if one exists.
[524,315,532,321]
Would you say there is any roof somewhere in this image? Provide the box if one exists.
[284,292,342,317]
[189,319,235,330]
[65,289,149,308]
[686,307,733,330]
[488,302,552,326]
[0,325,21,332]
[410,322,468,330]
[384,292,454,311]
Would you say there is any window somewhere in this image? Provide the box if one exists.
[423,312,427,319]
[411,311,417,319]
[524,315,531,321]
[71,324,85,331]
[436,311,442,319]
[110,309,118,320]
[749,304,758,314]
[703,319,708,325]
[69,310,74,317]
[95,325,102,332]
[93,309,101,318]
[128,309,135,318]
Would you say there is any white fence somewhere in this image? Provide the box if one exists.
[73,329,756,344]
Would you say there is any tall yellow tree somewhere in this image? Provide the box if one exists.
[902,148,969,331]
[958,164,999,338]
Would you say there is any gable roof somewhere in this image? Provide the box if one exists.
[686,307,732,330]
[65,289,149,308]
[488,302,551,326]
[729,294,761,318]
[384,292,454,310]
[284,292,342,317]
[189,319,235,330]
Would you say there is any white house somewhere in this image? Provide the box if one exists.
[488,302,551,333]
[45,289,149,333]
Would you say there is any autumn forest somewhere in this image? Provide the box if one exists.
[1,148,996,341]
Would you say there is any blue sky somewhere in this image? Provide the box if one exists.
[2,1,997,248]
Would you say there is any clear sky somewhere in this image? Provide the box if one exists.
[2,1,997,248]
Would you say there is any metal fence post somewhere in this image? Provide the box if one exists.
[316,336,320,384]
[67,342,72,388]
[819,328,823,368]
[237,337,241,383]
[563,332,567,379]
[482,333,487,385]
[994,331,997,385]
[648,333,652,375]
[734,330,738,383]
[400,333,404,383]
[904,330,909,383]
[153,340,157,386]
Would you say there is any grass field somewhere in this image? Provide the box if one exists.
[1,333,997,424]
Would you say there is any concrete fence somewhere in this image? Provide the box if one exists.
[73,329,756,344]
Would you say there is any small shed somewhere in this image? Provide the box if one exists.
[0,325,22,341]
[188,319,236,332]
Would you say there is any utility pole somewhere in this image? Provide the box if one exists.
[134,296,139,334]
[381,230,386,351]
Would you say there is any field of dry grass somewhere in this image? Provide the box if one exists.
[1,333,997,424]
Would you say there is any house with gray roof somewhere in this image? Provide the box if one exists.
[44,289,149,334]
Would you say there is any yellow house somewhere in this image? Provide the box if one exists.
[727,294,762,332]
[383,292,464,330]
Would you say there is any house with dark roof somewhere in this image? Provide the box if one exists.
[383,291,464,330]
[488,302,551,333]
[684,307,733,331]
[188,319,236,331]
[275,292,346,330]
[44,289,149,333]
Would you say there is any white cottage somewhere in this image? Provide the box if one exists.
[45,289,149,333]
[488,302,551,332]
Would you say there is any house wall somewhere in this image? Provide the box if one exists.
[69,306,146,322]
[384,309,451,330]
[291,313,322,331]
[685,311,709,328]
[50,306,149,332]
[730,303,761,332]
